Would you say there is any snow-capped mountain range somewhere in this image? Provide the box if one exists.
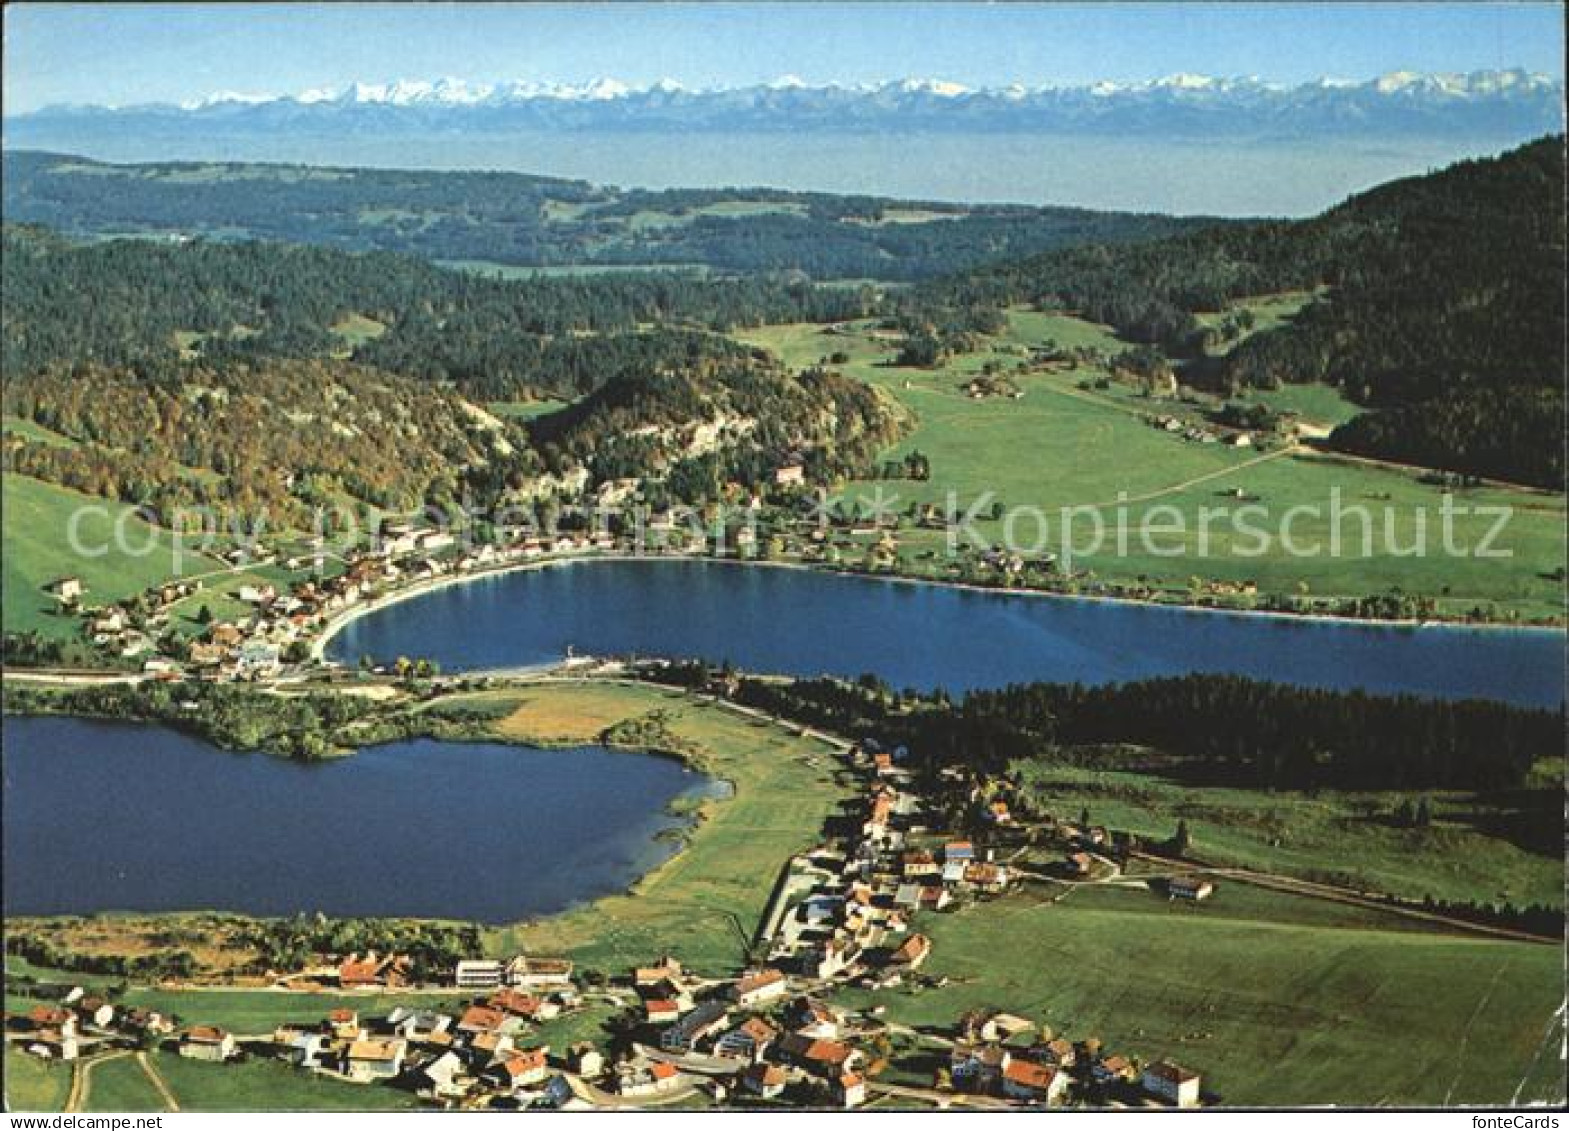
[11,69,1562,137]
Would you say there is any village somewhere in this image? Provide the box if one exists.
[5,717,1211,1111]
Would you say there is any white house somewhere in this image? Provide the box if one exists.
[1143,1060,1202,1108]
[179,1027,236,1062]
[344,1039,406,1082]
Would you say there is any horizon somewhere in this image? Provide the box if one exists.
[4,1,1565,115]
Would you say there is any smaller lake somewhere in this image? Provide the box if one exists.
[2,716,718,923]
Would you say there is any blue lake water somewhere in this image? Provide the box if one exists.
[328,559,1565,708]
[1,716,717,922]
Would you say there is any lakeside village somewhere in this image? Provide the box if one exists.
[6,735,1211,1110]
[45,476,1461,682]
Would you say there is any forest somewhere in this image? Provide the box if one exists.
[1,229,906,519]
[0,225,874,396]
[2,149,1211,281]
[657,667,1564,793]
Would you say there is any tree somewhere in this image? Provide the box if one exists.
[1172,819,1192,855]
[195,603,213,625]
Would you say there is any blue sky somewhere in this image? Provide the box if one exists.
[4,2,1564,113]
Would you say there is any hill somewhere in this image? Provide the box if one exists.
[0,150,1211,282]
[918,137,1566,486]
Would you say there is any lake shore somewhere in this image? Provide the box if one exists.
[311,549,1566,672]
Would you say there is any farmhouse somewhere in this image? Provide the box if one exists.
[833,1072,868,1108]
[179,1026,237,1062]
[505,954,575,990]
[1001,1058,1068,1104]
[715,1017,778,1062]
[644,999,685,1025]
[659,1000,731,1053]
[742,1062,788,1099]
[1143,1060,1203,1108]
[887,933,931,969]
[732,968,789,1008]
[484,1048,549,1090]
[1168,876,1216,901]
[344,1039,406,1082]
[779,1034,863,1078]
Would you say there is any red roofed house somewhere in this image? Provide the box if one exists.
[834,1072,868,1108]
[1002,1059,1068,1105]
[888,933,931,970]
[645,999,684,1025]
[732,968,789,1008]
[179,1026,236,1062]
[484,1047,549,1090]
[742,1062,787,1099]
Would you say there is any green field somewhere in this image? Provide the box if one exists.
[487,398,571,422]
[734,316,1567,621]
[4,1044,72,1112]
[834,884,1565,1106]
[151,1051,423,1112]
[1016,760,1563,908]
[84,1054,168,1113]
[476,680,851,974]
[2,475,225,637]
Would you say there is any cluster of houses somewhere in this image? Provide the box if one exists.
[8,990,175,1061]
[57,523,622,683]
[1147,413,1253,448]
[8,653,1213,1110]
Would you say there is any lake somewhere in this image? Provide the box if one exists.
[328,559,1565,708]
[1,716,719,922]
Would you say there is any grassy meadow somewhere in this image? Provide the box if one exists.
[474,679,852,974]
[83,1054,168,1113]
[836,884,1564,1106]
[734,314,1566,621]
[1,475,223,638]
[1014,759,1563,909]
[4,1044,72,1112]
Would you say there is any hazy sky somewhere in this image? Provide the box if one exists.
[4,2,1564,113]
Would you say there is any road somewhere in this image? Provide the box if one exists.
[1125,850,1559,945]
[137,1050,180,1112]
[867,1079,1015,1110]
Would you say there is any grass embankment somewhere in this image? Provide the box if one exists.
[1015,758,1564,909]
[836,883,1564,1106]
[735,313,1566,622]
[466,680,853,973]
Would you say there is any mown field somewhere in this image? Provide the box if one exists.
[734,314,1567,621]
[833,883,1565,1106]
[475,680,852,974]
